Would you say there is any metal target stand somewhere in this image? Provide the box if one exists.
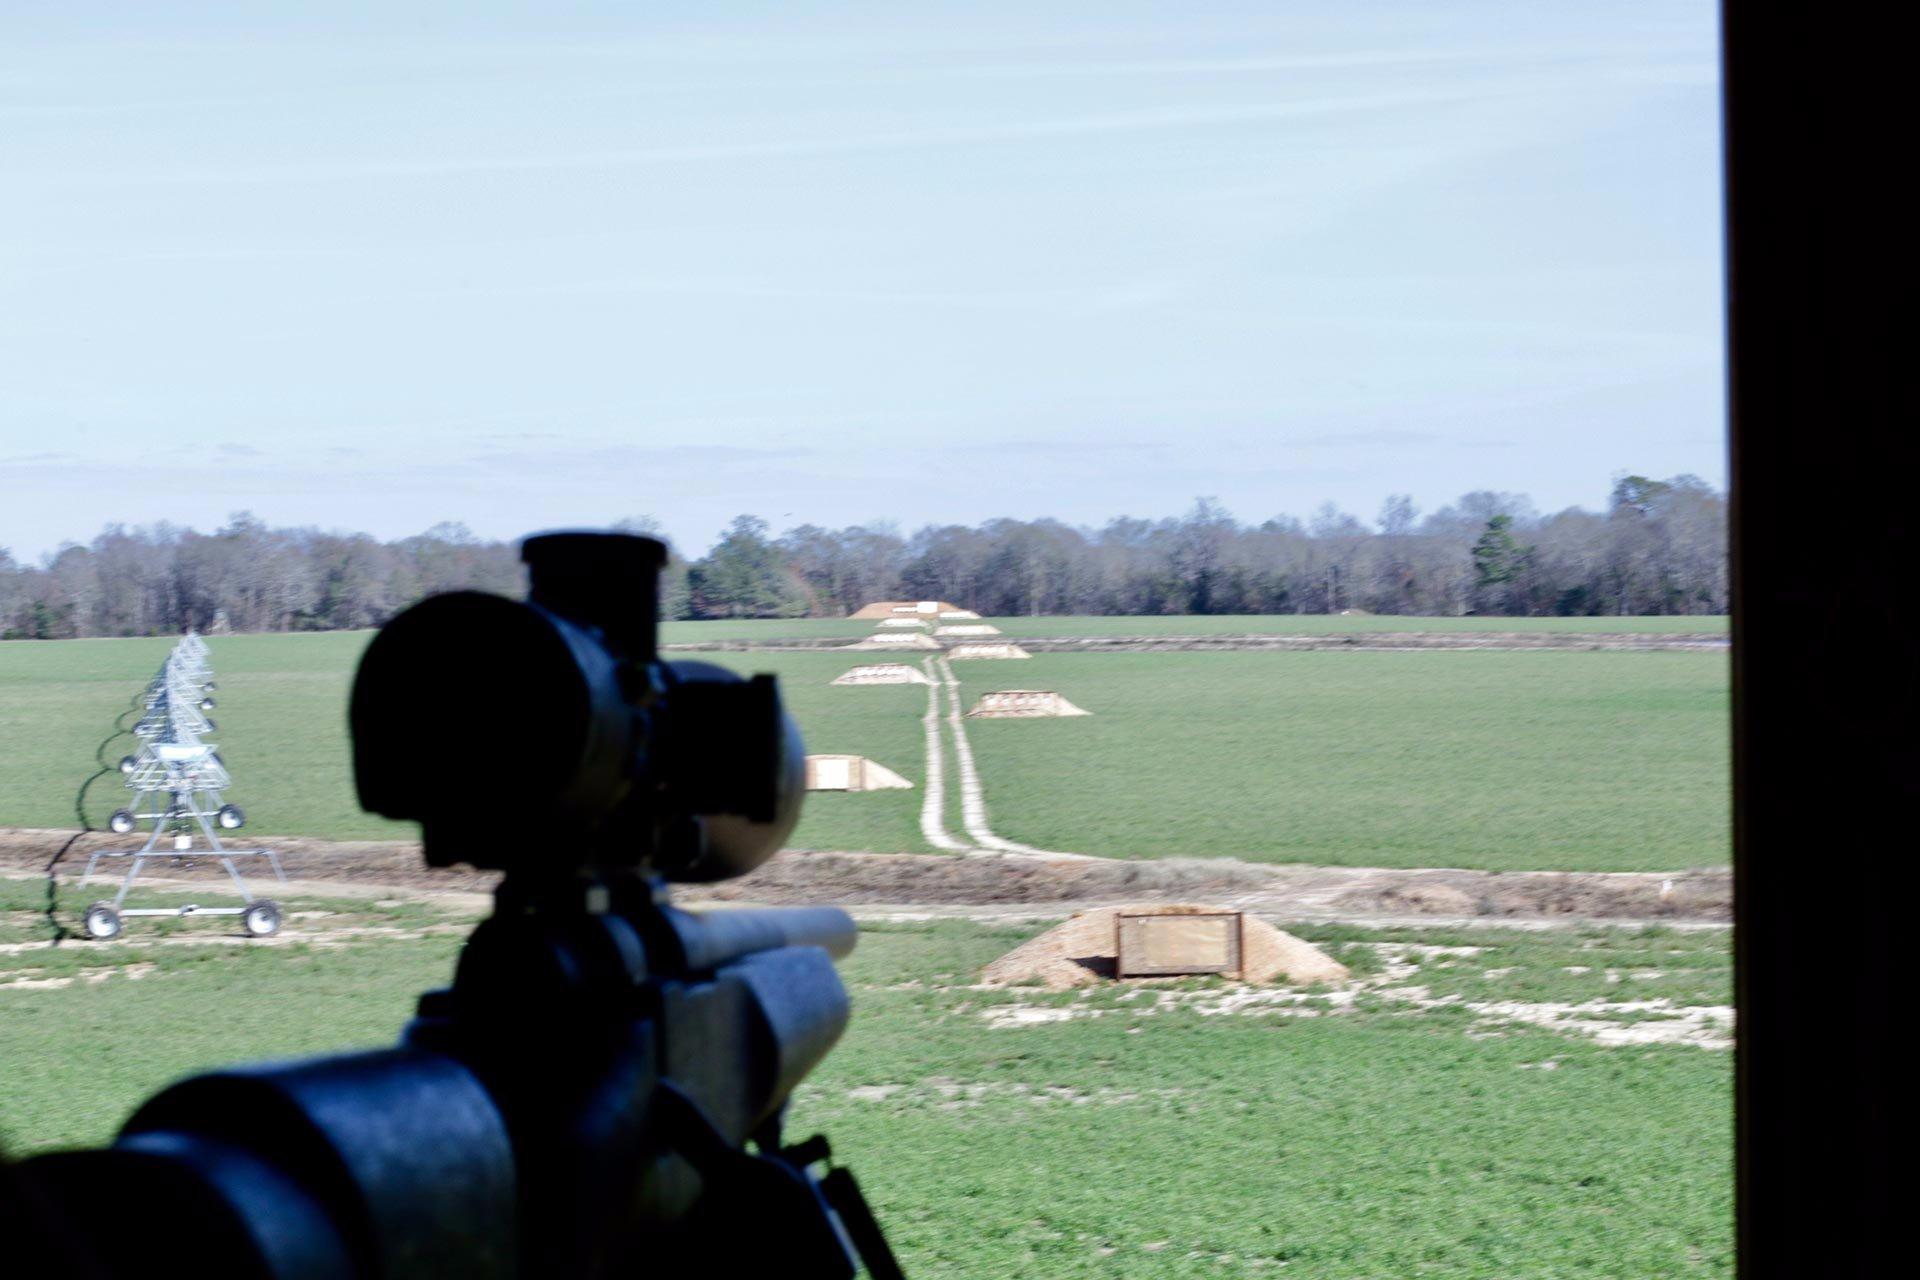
[80,631,285,941]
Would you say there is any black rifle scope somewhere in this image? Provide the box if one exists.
[350,530,804,882]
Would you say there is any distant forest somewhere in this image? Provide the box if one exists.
[0,474,1725,639]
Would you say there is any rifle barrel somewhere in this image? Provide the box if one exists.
[664,905,857,972]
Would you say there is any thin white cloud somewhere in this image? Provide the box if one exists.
[41,86,1508,189]
[936,47,1620,79]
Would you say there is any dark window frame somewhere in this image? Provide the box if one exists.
[1725,5,1906,1274]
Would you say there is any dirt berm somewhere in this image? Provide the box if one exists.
[0,828,1729,923]
[980,905,1350,990]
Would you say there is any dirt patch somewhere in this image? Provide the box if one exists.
[970,979,1735,1049]
[710,852,1731,924]
[716,852,1292,906]
[1356,883,1481,915]
[978,904,1349,990]
[843,1078,1178,1109]
[2,827,497,896]
[1377,987,1736,1051]
[0,961,158,990]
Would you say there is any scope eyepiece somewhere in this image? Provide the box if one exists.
[349,531,803,881]
[522,530,667,660]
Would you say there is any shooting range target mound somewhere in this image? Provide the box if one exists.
[803,755,914,792]
[934,624,1001,637]
[848,600,965,620]
[966,689,1089,717]
[979,904,1348,991]
[844,633,941,651]
[946,643,1030,661]
[877,618,931,630]
[831,664,931,686]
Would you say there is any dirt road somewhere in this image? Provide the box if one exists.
[2,827,1728,926]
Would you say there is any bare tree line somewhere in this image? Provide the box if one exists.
[0,474,1724,639]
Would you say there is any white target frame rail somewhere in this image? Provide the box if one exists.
[80,631,285,941]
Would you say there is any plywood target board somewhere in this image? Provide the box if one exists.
[804,754,913,791]
[1115,912,1244,978]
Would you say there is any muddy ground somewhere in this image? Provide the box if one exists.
[1,827,1729,926]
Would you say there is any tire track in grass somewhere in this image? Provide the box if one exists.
[917,660,975,853]
[934,657,1093,861]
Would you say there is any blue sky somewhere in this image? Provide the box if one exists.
[0,2,1723,559]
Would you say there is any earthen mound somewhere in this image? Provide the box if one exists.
[967,689,1089,717]
[832,664,931,685]
[844,633,941,651]
[849,600,964,620]
[980,904,1349,990]
[948,643,1031,661]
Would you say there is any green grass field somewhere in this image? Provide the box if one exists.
[0,631,410,841]
[0,622,1734,1272]
[0,634,934,852]
[952,652,1729,870]
[0,879,1732,1277]
[0,630,1729,870]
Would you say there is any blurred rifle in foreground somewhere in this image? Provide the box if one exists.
[14,531,902,1278]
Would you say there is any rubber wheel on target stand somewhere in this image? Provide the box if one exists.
[242,899,282,938]
[82,902,123,941]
